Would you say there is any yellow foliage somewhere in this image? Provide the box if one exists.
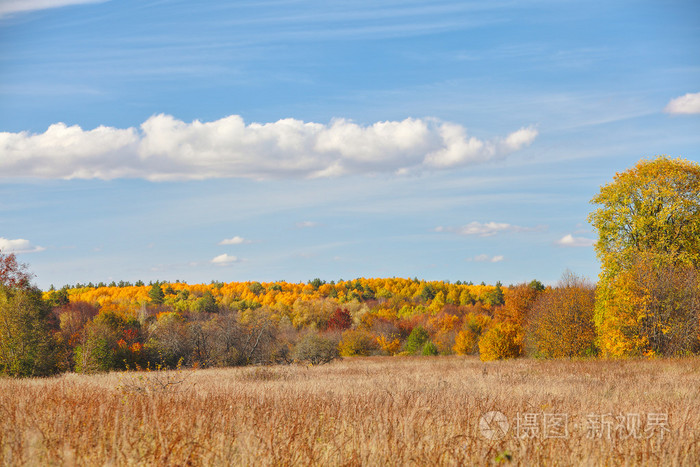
[478,321,523,361]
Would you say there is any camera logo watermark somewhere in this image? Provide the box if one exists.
[478,411,510,440]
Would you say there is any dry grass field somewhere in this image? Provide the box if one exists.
[1,356,700,466]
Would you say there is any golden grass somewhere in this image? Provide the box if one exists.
[2,356,700,465]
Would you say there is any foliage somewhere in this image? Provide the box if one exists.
[478,321,523,361]
[326,307,353,331]
[589,156,700,269]
[589,156,700,357]
[291,333,340,365]
[148,283,165,305]
[338,329,377,357]
[596,252,700,357]
[0,252,33,289]
[453,313,491,355]
[528,272,597,358]
[0,286,58,377]
[421,341,439,356]
[403,325,430,354]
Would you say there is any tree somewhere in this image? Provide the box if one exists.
[589,156,700,357]
[528,272,597,358]
[0,286,58,377]
[589,156,700,269]
[148,283,165,305]
[0,252,32,289]
[403,325,430,354]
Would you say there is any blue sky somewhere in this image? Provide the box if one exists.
[1,0,698,289]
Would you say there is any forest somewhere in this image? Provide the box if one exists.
[0,156,699,377]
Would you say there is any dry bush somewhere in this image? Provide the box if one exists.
[528,272,597,358]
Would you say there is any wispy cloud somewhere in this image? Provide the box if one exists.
[0,237,45,253]
[211,253,239,265]
[555,234,595,247]
[0,114,537,181]
[436,221,544,237]
[219,236,250,245]
[295,221,318,229]
[0,0,106,18]
[664,92,700,115]
[468,254,505,263]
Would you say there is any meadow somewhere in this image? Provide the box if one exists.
[2,356,700,466]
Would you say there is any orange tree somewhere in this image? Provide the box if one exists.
[589,156,700,357]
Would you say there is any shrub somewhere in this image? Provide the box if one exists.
[421,341,439,356]
[403,325,430,354]
[478,321,523,361]
[292,333,339,364]
[338,329,377,356]
[528,272,597,358]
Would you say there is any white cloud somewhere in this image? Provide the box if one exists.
[211,253,239,265]
[295,221,318,228]
[664,92,700,115]
[0,114,538,181]
[469,254,505,263]
[437,221,543,237]
[0,0,105,18]
[0,237,45,253]
[219,236,250,245]
[555,234,595,247]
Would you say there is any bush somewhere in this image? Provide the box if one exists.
[421,341,439,356]
[478,321,523,361]
[528,272,597,358]
[292,333,339,364]
[338,329,377,356]
[404,325,430,354]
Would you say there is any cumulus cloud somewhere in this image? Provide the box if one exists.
[436,221,543,237]
[664,92,700,115]
[219,236,250,245]
[211,253,239,265]
[0,0,105,18]
[555,234,595,247]
[468,254,505,263]
[0,237,45,253]
[0,114,538,181]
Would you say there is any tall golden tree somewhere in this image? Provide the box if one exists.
[589,156,700,356]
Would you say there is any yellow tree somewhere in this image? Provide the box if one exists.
[589,156,700,356]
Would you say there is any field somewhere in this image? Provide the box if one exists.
[2,356,700,466]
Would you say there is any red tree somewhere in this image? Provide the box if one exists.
[0,251,32,289]
[327,308,353,331]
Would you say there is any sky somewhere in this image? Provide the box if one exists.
[0,0,699,290]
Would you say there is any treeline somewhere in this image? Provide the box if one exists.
[1,156,699,377]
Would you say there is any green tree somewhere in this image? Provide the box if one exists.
[0,286,58,377]
[197,291,218,313]
[589,156,700,357]
[404,325,430,354]
[148,283,165,305]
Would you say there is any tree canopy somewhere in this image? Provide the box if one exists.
[589,156,700,357]
[589,156,700,269]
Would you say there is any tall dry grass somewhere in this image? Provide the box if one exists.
[1,356,700,465]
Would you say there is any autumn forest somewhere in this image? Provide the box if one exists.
[1,156,699,379]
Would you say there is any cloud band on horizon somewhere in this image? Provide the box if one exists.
[0,114,537,181]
